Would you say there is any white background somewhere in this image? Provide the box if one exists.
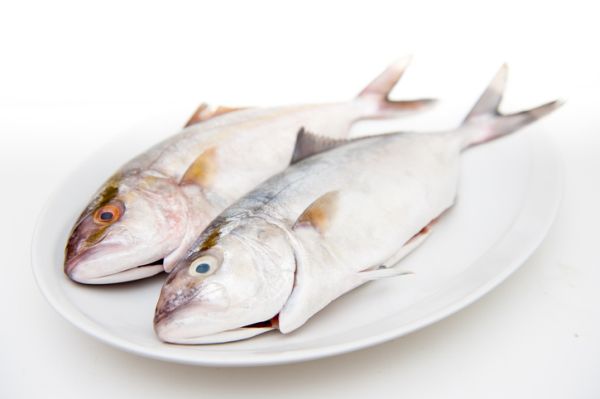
[1,1,599,398]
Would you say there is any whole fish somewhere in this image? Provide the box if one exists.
[64,58,433,284]
[154,65,561,344]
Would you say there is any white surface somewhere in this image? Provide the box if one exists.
[2,0,600,397]
[31,108,562,366]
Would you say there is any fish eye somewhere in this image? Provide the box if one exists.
[93,204,121,224]
[189,255,219,277]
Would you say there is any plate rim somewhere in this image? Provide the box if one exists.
[31,132,563,367]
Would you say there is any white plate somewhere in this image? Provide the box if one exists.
[31,116,562,367]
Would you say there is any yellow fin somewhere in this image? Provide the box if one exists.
[180,147,217,187]
[294,191,339,234]
[184,103,245,127]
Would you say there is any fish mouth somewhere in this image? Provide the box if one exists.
[154,316,279,344]
[66,256,165,284]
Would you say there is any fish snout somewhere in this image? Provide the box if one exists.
[63,248,108,283]
[154,282,232,342]
[153,286,197,326]
[64,212,111,276]
[64,243,99,281]
[153,314,183,343]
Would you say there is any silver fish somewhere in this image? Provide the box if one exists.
[64,57,433,284]
[154,65,561,343]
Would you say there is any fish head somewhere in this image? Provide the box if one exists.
[64,170,209,284]
[154,218,296,344]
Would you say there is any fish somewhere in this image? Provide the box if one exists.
[153,65,561,344]
[64,57,434,284]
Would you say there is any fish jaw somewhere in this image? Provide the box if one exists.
[156,319,275,344]
[65,244,166,284]
[153,275,281,343]
[72,264,164,284]
[166,327,275,345]
[154,220,295,344]
[154,301,277,344]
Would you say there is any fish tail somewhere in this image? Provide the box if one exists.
[459,64,563,149]
[357,56,436,116]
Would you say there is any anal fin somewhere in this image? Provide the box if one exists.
[359,220,435,280]
[359,266,413,280]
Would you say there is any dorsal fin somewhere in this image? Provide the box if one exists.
[179,147,217,187]
[184,103,246,127]
[293,191,339,234]
[290,128,351,164]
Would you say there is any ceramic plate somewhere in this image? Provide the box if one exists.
[32,114,562,366]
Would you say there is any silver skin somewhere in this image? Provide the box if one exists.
[155,218,295,343]
[64,57,433,284]
[154,65,562,343]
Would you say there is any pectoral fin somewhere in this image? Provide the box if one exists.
[180,147,217,187]
[359,220,436,281]
[293,191,340,234]
[185,103,246,127]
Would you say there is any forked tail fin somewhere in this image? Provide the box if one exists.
[460,64,563,149]
[357,56,436,115]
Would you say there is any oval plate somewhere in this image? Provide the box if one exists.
[32,117,562,367]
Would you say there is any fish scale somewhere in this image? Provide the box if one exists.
[64,57,433,284]
[154,65,562,343]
